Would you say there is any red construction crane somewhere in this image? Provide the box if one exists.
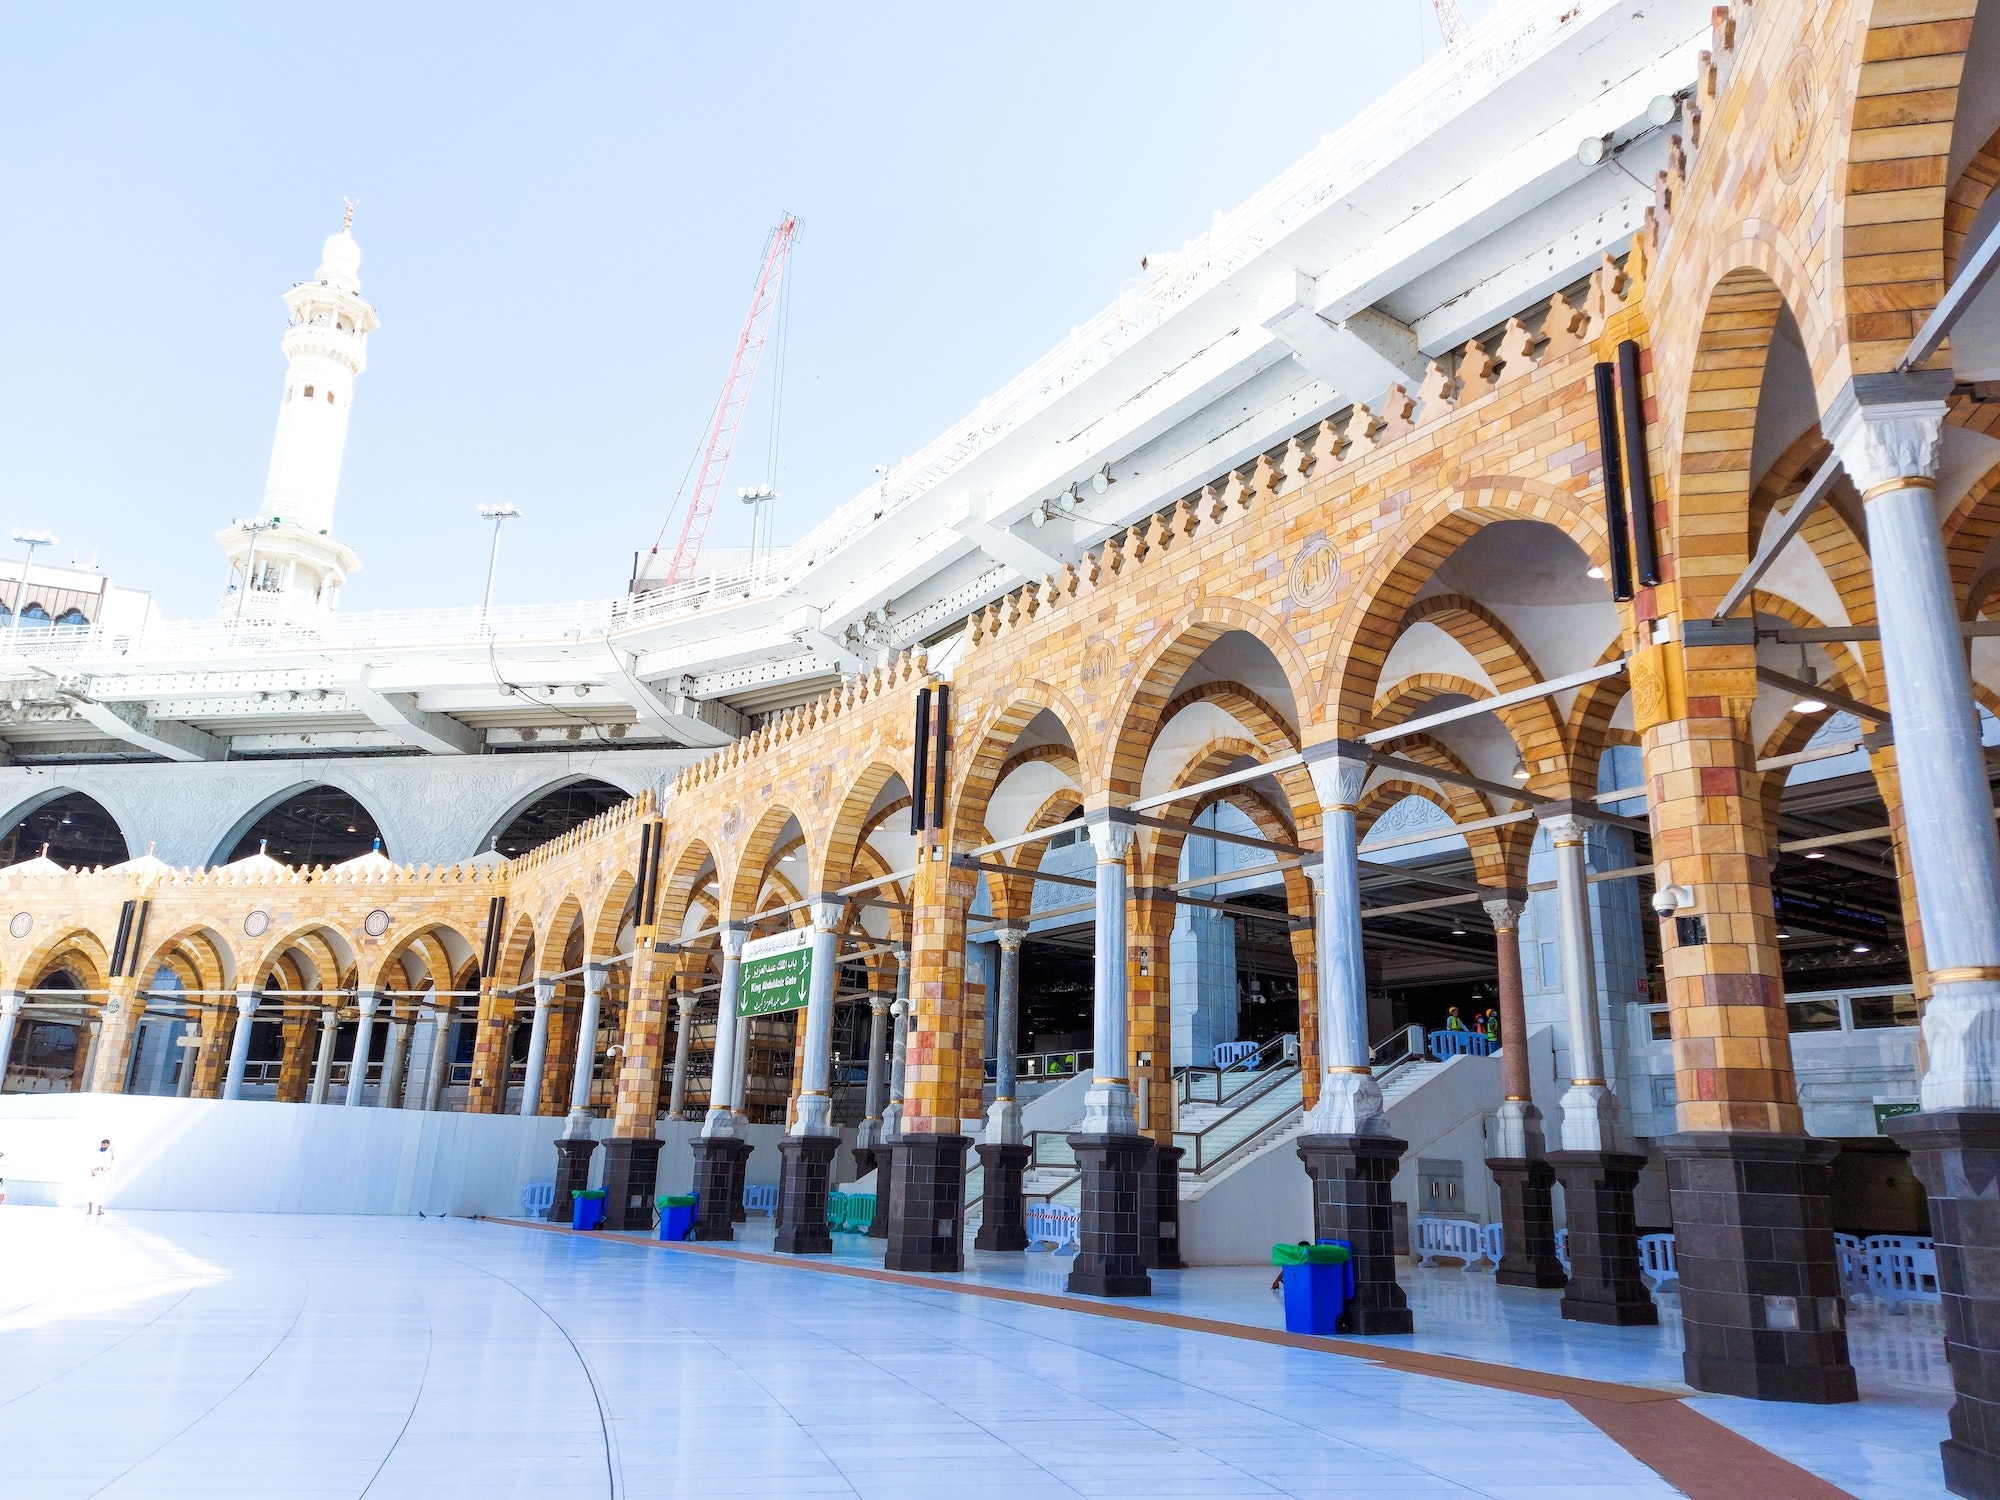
[645,212,799,593]
[1431,0,1470,46]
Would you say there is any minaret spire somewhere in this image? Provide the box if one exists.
[216,214,379,623]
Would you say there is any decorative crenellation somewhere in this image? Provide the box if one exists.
[670,649,929,798]
[1649,2,1754,252]
[508,786,656,876]
[962,267,1635,658]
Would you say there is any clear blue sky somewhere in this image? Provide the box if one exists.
[0,2,1489,619]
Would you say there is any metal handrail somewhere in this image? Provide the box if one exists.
[1176,1032,1297,1106]
[1171,1069,1304,1175]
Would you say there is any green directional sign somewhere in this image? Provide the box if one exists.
[738,928,813,1018]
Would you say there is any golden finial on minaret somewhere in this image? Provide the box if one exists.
[342,197,357,232]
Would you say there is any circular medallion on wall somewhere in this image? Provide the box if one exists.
[1288,537,1339,609]
[364,908,391,938]
[243,909,270,938]
[1079,637,1115,693]
[8,912,31,939]
[1774,48,1818,185]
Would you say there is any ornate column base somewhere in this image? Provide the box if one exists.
[1297,1133,1411,1333]
[884,1134,970,1272]
[1067,1133,1153,1298]
[866,1144,893,1241]
[1548,1149,1657,1326]
[689,1137,751,1242]
[1153,1144,1187,1270]
[549,1137,598,1223]
[774,1135,840,1255]
[1890,1108,2000,1496]
[974,1142,1030,1252]
[1485,1156,1566,1288]
[600,1137,662,1233]
[1662,1132,1855,1404]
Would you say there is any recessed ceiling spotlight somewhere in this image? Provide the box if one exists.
[1853,943,1872,954]
[1585,565,1605,580]
[1804,850,1826,860]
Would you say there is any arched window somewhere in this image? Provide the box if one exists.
[53,608,88,631]
[17,603,50,633]
[227,786,383,866]
[1,791,130,868]
[486,779,629,858]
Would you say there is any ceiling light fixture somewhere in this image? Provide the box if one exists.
[1586,565,1605,580]
[1511,759,1529,781]
[1804,850,1826,860]
[1853,943,1872,954]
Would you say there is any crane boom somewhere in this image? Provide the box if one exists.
[650,213,798,593]
[1431,0,1469,46]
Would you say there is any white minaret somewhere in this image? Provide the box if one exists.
[218,204,377,622]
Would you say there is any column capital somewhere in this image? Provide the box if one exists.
[1535,802,1592,846]
[354,989,381,1017]
[893,945,910,969]
[1303,739,1371,809]
[0,990,22,1018]
[1824,376,1949,494]
[869,994,891,1015]
[719,922,748,959]
[674,988,700,1013]
[1085,806,1137,860]
[994,927,1026,951]
[234,986,261,1017]
[583,962,608,995]
[809,896,846,931]
[533,975,556,1006]
[1481,890,1528,930]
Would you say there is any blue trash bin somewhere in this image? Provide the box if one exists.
[1279,1240,1354,1335]
[658,1193,697,1241]
[571,1190,606,1231]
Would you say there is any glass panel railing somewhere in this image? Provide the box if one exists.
[1851,991,1920,1030]
[1785,997,1842,1034]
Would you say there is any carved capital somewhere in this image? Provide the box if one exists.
[1481,894,1527,930]
[355,989,381,1017]
[1303,740,1370,809]
[810,897,846,932]
[583,962,608,996]
[234,986,261,1018]
[1824,387,1946,494]
[533,976,556,1007]
[1085,808,1137,861]
[719,922,748,960]
[1538,811,1591,846]
[994,927,1027,950]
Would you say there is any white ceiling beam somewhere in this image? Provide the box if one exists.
[337,668,482,755]
[1260,270,1426,401]
[64,697,225,762]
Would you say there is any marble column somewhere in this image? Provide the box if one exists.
[667,989,698,1118]
[0,991,24,1090]
[380,1010,411,1108]
[975,926,1031,1254]
[1067,811,1149,1298]
[776,900,844,1254]
[692,925,749,1242]
[856,991,891,1152]
[222,987,260,1101]
[1823,385,2000,1462]
[344,991,380,1107]
[1482,892,1565,1289]
[308,1007,338,1104]
[1298,742,1410,1334]
[519,976,555,1118]
[1540,806,1654,1327]
[984,928,1025,1144]
[872,968,909,1244]
[421,998,452,1111]
[567,964,605,1120]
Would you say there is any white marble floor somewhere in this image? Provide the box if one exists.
[0,1206,1697,1499]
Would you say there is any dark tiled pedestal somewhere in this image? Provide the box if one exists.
[600,1136,662,1233]
[1549,1149,1657,1326]
[729,1142,750,1223]
[1067,1133,1153,1298]
[1297,1133,1411,1333]
[1889,1108,2000,1496]
[774,1135,839,1254]
[1154,1144,1187,1270]
[689,1136,750,1242]
[974,1142,1030,1252]
[885,1134,970,1272]
[1662,1132,1854,1403]
[867,1143,894,1241]
[550,1136,598,1223]
[1486,1155,1567,1289]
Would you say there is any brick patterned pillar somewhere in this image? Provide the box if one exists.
[88,978,145,1094]
[1288,919,1320,1110]
[1128,891,1175,1140]
[1638,630,1852,1388]
[465,979,510,1114]
[276,1010,314,1102]
[603,946,675,1233]
[885,853,974,1273]
[189,1001,230,1098]
[1482,892,1564,1289]
[959,979,987,1128]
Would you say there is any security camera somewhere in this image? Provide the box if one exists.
[1651,884,1695,916]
